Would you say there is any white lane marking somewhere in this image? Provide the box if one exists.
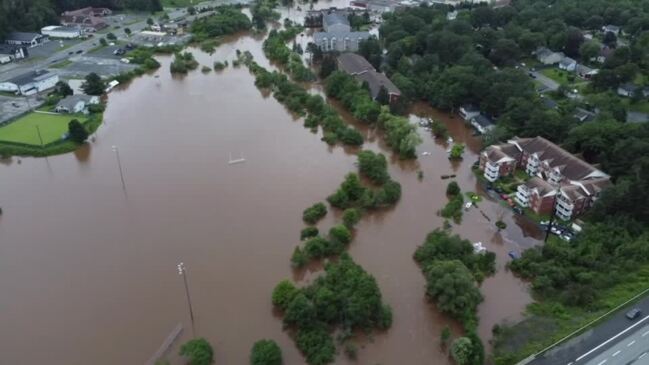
[628,340,636,347]
[641,352,648,359]
[575,315,649,361]
[613,350,621,357]
[644,330,649,337]
[597,360,607,365]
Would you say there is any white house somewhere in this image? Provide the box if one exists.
[5,32,47,47]
[559,57,577,71]
[535,47,564,65]
[0,45,27,64]
[0,70,59,95]
[41,25,83,39]
[55,94,100,113]
[602,25,620,35]
[470,114,495,134]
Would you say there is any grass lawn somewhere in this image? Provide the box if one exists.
[624,99,649,114]
[49,59,73,69]
[162,0,194,8]
[0,112,75,145]
[541,68,574,85]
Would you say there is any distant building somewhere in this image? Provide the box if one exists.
[480,136,611,220]
[41,25,84,39]
[558,57,577,72]
[573,108,596,123]
[602,24,620,36]
[60,7,110,31]
[5,32,47,47]
[470,114,495,134]
[0,70,59,95]
[535,47,564,65]
[323,12,350,32]
[305,10,324,28]
[575,64,597,79]
[55,94,100,113]
[350,0,399,13]
[0,45,28,64]
[617,83,638,97]
[314,31,370,52]
[336,53,401,103]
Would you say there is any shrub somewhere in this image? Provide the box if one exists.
[329,224,352,245]
[300,227,319,240]
[291,246,308,268]
[68,119,89,143]
[179,338,214,365]
[303,202,327,224]
[342,208,361,228]
[357,150,389,185]
[449,143,465,160]
[446,181,460,196]
[250,339,282,365]
[296,327,335,365]
[272,280,299,310]
[451,337,473,365]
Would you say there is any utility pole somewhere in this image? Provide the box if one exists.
[177,262,196,338]
[111,145,126,192]
[35,125,44,147]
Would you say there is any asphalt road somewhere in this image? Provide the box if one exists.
[585,323,649,365]
[528,294,649,365]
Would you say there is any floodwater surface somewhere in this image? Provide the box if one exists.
[0,5,539,364]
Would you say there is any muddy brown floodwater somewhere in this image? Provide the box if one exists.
[0,4,540,365]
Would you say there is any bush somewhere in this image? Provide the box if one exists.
[179,338,214,365]
[342,208,361,228]
[449,143,465,160]
[68,119,89,143]
[358,150,389,185]
[300,227,319,240]
[201,65,211,73]
[296,327,335,365]
[451,337,473,365]
[303,202,327,224]
[250,339,282,365]
[303,236,332,259]
[329,224,352,245]
[446,181,460,196]
[272,279,299,310]
[432,121,449,139]
[291,246,308,268]
[214,61,228,71]
[441,194,464,223]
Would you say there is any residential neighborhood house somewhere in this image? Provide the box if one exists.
[602,24,620,35]
[479,136,611,220]
[558,57,577,72]
[470,114,495,134]
[0,45,28,64]
[4,32,48,47]
[0,70,59,95]
[41,25,84,39]
[337,53,401,102]
[314,11,370,52]
[535,47,564,65]
[55,94,100,113]
[459,104,480,121]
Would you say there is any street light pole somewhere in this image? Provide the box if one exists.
[177,262,196,338]
[111,145,126,192]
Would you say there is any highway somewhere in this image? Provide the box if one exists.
[584,323,649,365]
[528,294,649,365]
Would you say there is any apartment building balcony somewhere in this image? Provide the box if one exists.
[484,162,499,182]
[514,185,529,207]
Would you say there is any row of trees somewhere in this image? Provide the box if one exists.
[325,72,421,158]
[263,27,315,82]
[242,54,363,146]
[413,229,495,365]
[272,254,392,364]
[177,337,282,365]
[170,52,199,74]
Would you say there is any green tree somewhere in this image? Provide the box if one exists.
[303,202,327,224]
[329,224,351,245]
[53,81,73,97]
[446,181,460,197]
[342,208,361,228]
[179,338,214,365]
[376,86,390,105]
[357,150,389,185]
[188,6,196,15]
[284,293,317,327]
[424,260,483,325]
[68,119,88,143]
[441,326,452,348]
[81,72,105,95]
[580,40,601,61]
[319,56,336,78]
[451,337,473,365]
[99,38,107,46]
[272,280,299,310]
[250,339,282,365]
[106,32,116,40]
[124,27,131,35]
[147,17,154,25]
[300,227,319,240]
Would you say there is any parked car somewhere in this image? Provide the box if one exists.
[626,308,642,320]
[125,43,134,50]
[508,251,519,259]
[528,72,536,79]
[76,50,83,54]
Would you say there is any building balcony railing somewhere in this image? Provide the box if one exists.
[515,193,529,207]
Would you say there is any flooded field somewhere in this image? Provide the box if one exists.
[0,3,539,364]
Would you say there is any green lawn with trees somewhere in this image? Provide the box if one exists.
[190,6,252,42]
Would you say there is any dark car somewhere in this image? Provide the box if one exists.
[76,50,83,54]
[528,72,536,79]
[68,51,74,55]
[626,308,642,320]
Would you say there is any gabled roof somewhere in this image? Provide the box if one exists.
[3,70,56,86]
[471,114,494,128]
[0,44,21,55]
[619,83,638,92]
[6,32,42,42]
[55,94,94,110]
[525,176,556,197]
[560,57,576,67]
[356,71,401,99]
[313,31,370,42]
[337,53,375,75]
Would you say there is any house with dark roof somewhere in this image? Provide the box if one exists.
[336,53,401,102]
[0,70,59,95]
[470,114,495,134]
[575,64,597,79]
[617,83,639,97]
[0,45,28,64]
[5,32,47,47]
[480,136,611,220]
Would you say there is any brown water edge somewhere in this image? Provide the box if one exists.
[0,20,538,365]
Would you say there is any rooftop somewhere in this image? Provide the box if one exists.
[6,32,42,42]
[356,71,401,99]
[56,94,94,110]
[3,70,56,86]
[337,53,375,75]
[471,114,494,128]
[323,12,349,27]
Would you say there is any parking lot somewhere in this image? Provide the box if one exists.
[0,95,45,124]
[55,55,137,78]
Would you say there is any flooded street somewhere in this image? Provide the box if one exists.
[0,5,538,364]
